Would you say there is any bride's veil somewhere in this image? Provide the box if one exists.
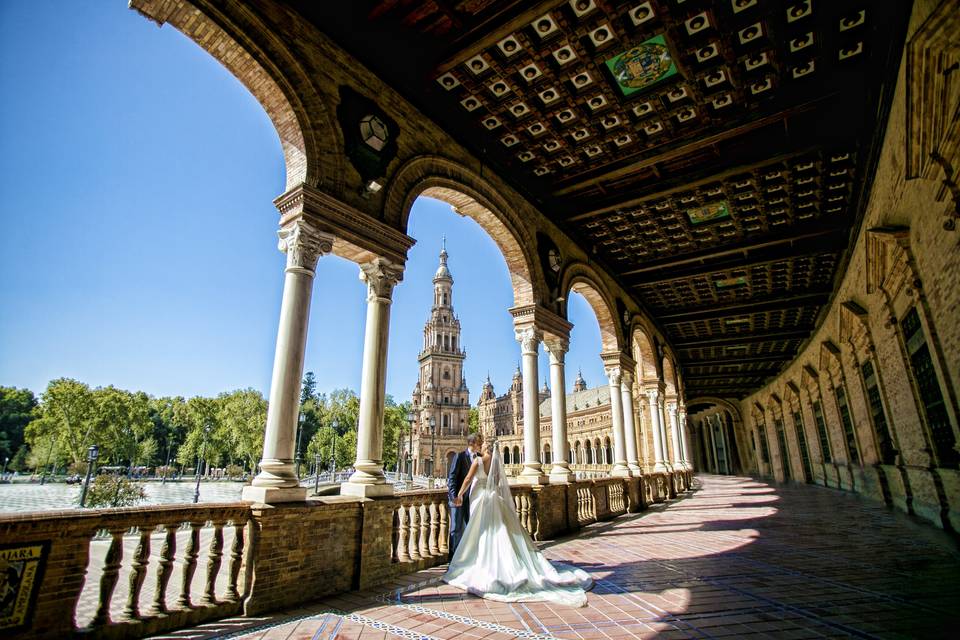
[485,441,516,511]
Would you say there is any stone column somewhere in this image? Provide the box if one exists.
[606,367,631,477]
[679,406,693,470]
[646,390,668,473]
[658,396,674,472]
[516,327,548,484]
[545,338,574,483]
[243,221,333,504]
[342,259,404,497]
[667,402,684,469]
[621,372,642,474]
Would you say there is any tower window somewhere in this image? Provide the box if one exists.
[812,400,832,463]
[834,385,860,465]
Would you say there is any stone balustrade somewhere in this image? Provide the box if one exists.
[3,469,693,639]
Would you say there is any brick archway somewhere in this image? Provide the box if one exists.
[131,0,343,193]
[384,155,544,307]
[559,262,623,354]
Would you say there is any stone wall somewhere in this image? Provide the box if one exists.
[741,0,960,531]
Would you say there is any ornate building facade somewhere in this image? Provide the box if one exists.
[479,369,625,478]
[404,244,471,477]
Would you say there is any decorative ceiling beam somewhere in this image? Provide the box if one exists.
[682,373,771,382]
[565,148,820,223]
[681,354,792,366]
[675,329,812,348]
[659,291,831,323]
[625,228,846,285]
[552,98,830,198]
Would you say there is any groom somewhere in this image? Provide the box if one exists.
[447,432,482,559]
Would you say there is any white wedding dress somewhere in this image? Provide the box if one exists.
[443,447,593,607]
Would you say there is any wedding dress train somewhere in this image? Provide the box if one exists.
[443,447,593,607]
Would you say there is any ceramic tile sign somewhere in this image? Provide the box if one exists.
[605,34,679,96]
[0,541,49,633]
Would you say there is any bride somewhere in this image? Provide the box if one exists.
[443,440,593,606]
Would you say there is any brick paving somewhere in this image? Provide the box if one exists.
[150,475,960,639]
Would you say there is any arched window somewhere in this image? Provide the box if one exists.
[568,442,574,464]
[586,445,593,464]
[543,443,552,464]
[513,446,520,464]
[604,438,612,466]
[503,446,511,464]
[443,368,451,380]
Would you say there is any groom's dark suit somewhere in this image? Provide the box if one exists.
[447,448,473,558]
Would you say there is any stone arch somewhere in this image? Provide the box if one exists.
[543,442,551,463]
[630,323,660,383]
[662,355,680,397]
[131,0,341,193]
[512,445,521,463]
[559,262,623,353]
[384,156,544,306]
[687,396,750,474]
[503,446,511,464]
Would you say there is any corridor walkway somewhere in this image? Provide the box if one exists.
[155,476,960,639]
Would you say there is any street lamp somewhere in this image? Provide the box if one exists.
[79,445,99,508]
[1,456,8,478]
[429,416,437,485]
[405,410,415,482]
[193,422,212,504]
[330,418,338,481]
[314,451,321,495]
[295,412,305,479]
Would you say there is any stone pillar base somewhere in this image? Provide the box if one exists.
[340,481,394,498]
[514,474,549,485]
[549,468,575,484]
[242,485,307,505]
[611,465,632,478]
[627,463,643,475]
[653,463,669,473]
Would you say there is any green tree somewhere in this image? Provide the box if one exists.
[149,396,187,468]
[0,386,37,461]
[174,396,222,470]
[383,398,411,472]
[321,389,360,434]
[468,407,480,434]
[89,387,153,468]
[306,425,355,471]
[300,371,317,405]
[25,378,95,468]
[218,389,267,472]
[84,475,146,508]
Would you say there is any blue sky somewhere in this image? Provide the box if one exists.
[0,1,606,403]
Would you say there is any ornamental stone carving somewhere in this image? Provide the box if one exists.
[515,326,542,355]
[277,220,333,272]
[605,367,622,386]
[359,258,404,302]
[543,337,569,360]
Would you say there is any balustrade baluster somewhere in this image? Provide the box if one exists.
[408,505,421,561]
[91,528,124,627]
[122,528,151,619]
[200,520,224,605]
[150,524,177,615]
[428,502,439,556]
[177,521,201,609]
[396,506,410,562]
[438,503,448,555]
[226,521,245,602]
[418,502,430,558]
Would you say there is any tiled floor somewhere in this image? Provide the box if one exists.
[150,475,960,639]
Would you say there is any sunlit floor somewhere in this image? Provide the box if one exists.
[152,475,960,639]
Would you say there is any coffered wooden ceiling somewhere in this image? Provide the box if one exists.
[292,0,910,399]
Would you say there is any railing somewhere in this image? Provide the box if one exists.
[0,503,251,640]
[393,491,449,565]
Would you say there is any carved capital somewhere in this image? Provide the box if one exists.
[620,370,634,386]
[278,220,333,272]
[543,337,569,361]
[645,389,661,406]
[605,367,622,386]
[359,258,404,302]
[666,402,678,416]
[515,326,542,355]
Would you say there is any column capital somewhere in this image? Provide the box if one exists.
[278,220,334,273]
[359,258,404,302]
[605,366,622,386]
[543,336,569,360]
[666,401,678,415]
[645,388,661,404]
[621,370,634,386]
[515,326,542,355]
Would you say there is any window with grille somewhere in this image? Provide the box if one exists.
[792,410,812,481]
[757,421,770,464]
[812,400,832,463]
[834,386,860,465]
[860,360,895,464]
[774,417,792,480]
[901,307,957,466]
